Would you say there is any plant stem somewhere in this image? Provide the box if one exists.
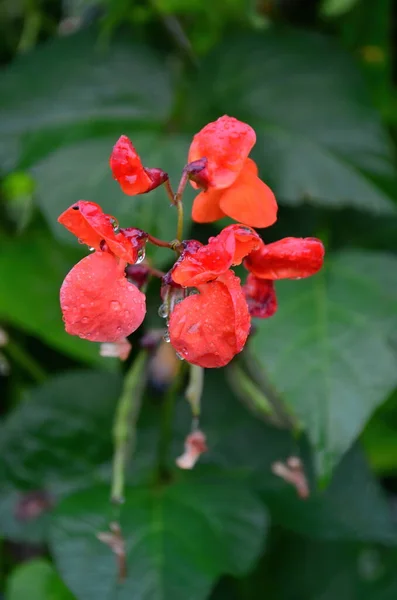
[111,351,148,503]
[176,199,184,241]
[163,179,176,205]
[185,364,204,418]
[156,366,183,481]
[4,339,46,383]
[147,233,174,249]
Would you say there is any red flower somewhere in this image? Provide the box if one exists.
[58,201,148,342]
[60,252,146,342]
[169,270,250,368]
[171,224,261,287]
[58,201,147,264]
[243,275,277,319]
[188,116,278,228]
[244,237,325,280]
[188,116,256,189]
[110,135,168,195]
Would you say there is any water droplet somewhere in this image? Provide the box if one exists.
[111,301,121,311]
[158,304,168,318]
[175,352,185,361]
[163,331,170,343]
[110,217,120,233]
[82,317,89,324]
[135,248,146,264]
[89,247,95,252]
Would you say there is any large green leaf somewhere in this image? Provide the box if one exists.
[49,478,268,600]
[6,559,75,600]
[31,134,193,266]
[0,226,110,363]
[190,30,396,213]
[173,371,397,544]
[249,250,397,479]
[0,29,172,165]
[0,371,121,541]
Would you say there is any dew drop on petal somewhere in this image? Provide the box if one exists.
[135,248,146,265]
[175,352,185,361]
[163,330,170,343]
[110,301,121,311]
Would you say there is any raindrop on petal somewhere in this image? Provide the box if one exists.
[158,304,168,318]
[135,248,146,265]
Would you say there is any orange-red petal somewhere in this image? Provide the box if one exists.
[191,187,226,223]
[60,251,146,342]
[188,116,256,190]
[58,201,146,264]
[169,270,250,368]
[219,159,278,228]
[221,224,261,265]
[244,237,325,280]
[171,229,235,287]
[243,274,277,318]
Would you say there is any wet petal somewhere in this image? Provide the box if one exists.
[60,251,146,342]
[191,187,226,223]
[169,270,250,368]
[245,237,325,279]
[188,116,256,189]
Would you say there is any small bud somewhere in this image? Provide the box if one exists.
[176,430,207,470]
[185,158,209,189]
[271,456,309,499]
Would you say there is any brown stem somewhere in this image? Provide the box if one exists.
[163,179,176,205]
[147,234,174,249]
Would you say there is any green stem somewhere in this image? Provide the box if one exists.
[185,365,204,418]
[176,200,184,242]
[156,367,183,481]
[111,351,148,503]
[4,339,46,383]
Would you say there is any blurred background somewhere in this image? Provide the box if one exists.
[1,0,397,599]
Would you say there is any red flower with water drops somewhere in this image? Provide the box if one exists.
[171,224,260,287]
[169,270,250,368]
[188,116,278,228]
[58,201,147,264]
[244,237,325,280]
[60,251,146,342]
[110,135,168,195]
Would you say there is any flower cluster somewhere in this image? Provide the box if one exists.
[58,115,324,368]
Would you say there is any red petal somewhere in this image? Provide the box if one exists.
[219,159,278,228]
[171,229,236,287]
[169,270,250,368]
[60,252,146,342]
[58,201,146,263]
[243,274,277,318]
[221,224,261,265]
[188,116,256,190]
[110,136,168,195]
[245,237,325,279]
[192,187,226,223]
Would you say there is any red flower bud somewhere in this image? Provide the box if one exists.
[243,274,277,319]
[169,270,250,368]
[60,251,146,342]
[110,135,168,195]
[245,237,325,280]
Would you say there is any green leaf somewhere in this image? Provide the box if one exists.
[49,478,268,600]
[191,30,396,213]
[249,250,397,479]
[174,370,397,544]
[263,445,397,544]
[321,0,359,17]
[31,134,193,266]
[0,370,121,490]
[6,558,75,600]
[0,225,110,363]
[0,29,172,166]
